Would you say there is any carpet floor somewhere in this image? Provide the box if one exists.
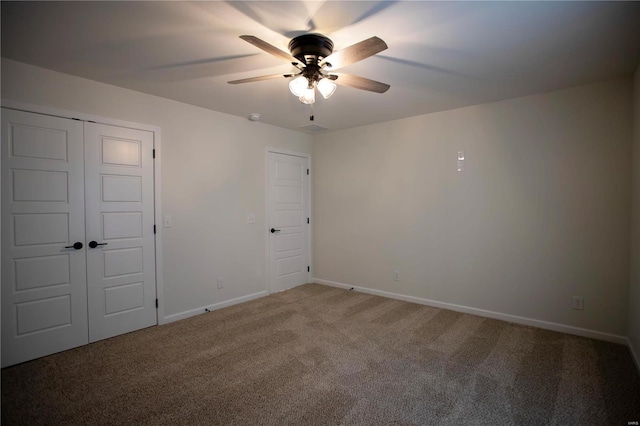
[2,283,640,425]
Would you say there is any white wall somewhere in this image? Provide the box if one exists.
[314,78,632,336]
[1,59,313,319]
[630,64,640,365]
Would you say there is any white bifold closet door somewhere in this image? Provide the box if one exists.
[1,108,157,367]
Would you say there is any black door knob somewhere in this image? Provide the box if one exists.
[64,242,83,250]
[89,241,108,248]
[270,228,281,233]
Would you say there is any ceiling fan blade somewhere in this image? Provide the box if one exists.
[228,73,295,84]
[320,36,388,69]
[332,73,390,93]
[239,35,298,63]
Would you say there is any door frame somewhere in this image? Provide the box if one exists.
[1,99,166,324]
[265,148,312,294]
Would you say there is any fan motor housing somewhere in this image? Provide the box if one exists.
[288,34,334,63]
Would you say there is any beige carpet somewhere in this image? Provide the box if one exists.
[2,283,639,425]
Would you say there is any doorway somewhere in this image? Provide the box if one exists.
[267,150,311,293]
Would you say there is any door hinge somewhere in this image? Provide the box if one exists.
[153,225,156,234]
[308,266,310,272]
[152,149,156,159]
[155,298,158,309]
[307,168,309,175]
[307,217,309,224]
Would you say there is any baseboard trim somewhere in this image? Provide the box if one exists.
[162,291,269,324]
[313,278,627,345]
[627,337,640,375]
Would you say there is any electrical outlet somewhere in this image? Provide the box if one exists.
[217,277,224,289]
[572,296,584,310]
[394,271,400,282]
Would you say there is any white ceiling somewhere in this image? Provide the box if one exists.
[2,1,640,133]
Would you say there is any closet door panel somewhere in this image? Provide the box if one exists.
[84,122,157,342]
[1,108,89,367]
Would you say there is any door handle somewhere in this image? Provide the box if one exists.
[270,228,281,233]
[64,242,84,250]
[89,241,108,248]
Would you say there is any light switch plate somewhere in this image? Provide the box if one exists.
[164,215,173,228]
[457,150,465,172]
[573,296,584,310]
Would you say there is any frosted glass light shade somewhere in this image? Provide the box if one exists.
[289,76,308,97]
[299,87,315,104]
[317,78,337,99]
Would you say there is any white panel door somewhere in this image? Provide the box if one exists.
[268,152,309,293]
[1,108,89,367]
[84,122,156,342]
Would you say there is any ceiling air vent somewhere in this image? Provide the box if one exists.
[299,123,329,133]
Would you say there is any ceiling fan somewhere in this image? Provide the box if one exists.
[228,34,390,105]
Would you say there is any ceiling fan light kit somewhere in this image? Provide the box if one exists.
[229,33,390,111]
[289,74,335,102]
[317,78,337,99]
[289,75,309,97]
[299,86,316,104]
